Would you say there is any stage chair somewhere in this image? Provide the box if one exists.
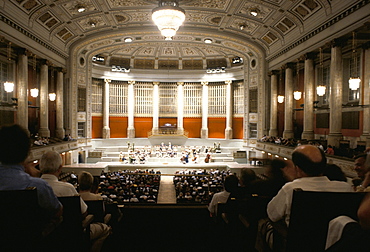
[274,189,365,252]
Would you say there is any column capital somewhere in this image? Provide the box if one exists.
[153,81,160,86]
[104,79,111,83]
[268,70,280,76]
[283,62,296,70]
[201,81,208,86]
[128,80,135,85]
[304,52,316,60]
[225,80,232,85]
[329,38,346,48]
[16,47,28,56]
[177,82,184,86]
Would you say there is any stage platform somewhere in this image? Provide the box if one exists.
[62,161,266,177]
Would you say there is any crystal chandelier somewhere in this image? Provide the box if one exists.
[152,1,185,40]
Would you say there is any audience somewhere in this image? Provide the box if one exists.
[0,124,62,222]
[208,174,239,218]
[236,168,257,198]
[79,171,104,201]
[267,145,353,227]
[252,158,295,198]
[323,164,347,182]
[39,151,111,252]
[98,170,161,204]
[353,153,369,190]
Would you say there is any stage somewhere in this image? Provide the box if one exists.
[62,160,266,177]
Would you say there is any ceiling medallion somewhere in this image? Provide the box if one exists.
[152,0,185,40]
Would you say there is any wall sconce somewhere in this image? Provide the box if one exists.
[277,95,285,103]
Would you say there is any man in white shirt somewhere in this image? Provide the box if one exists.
[40,151,111,252]
[267,145,353,226]
[208,175,239,217]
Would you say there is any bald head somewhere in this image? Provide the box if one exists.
[292,144,326,176]
[294,145,323,163]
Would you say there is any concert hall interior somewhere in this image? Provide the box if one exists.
[1,0,370,251]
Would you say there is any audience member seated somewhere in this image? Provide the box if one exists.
[40,151,111,252]
[325,145,335,155]
[0,124,63,240]
[263,145,352,252]
[236,168,257,199]
[323,164,347,182]
[353,153,369,191]
[79,171,104,201]
[252,158,295,198]
[267,145,352,226]
[208,174,239,218]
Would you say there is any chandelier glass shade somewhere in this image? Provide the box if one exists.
[49,93,56,101]
[293,91,302,100]
[277,95,284,103]
[316,85,326,96]
[30,88,39,98]
[349,77,361,90]
[152,1,185,40]
[4,81,14,93]
[349,32,361,90]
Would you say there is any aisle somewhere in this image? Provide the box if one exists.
[157,175,176,204]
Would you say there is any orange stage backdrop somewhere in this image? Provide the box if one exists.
[184,118,201,138]
[134,117,153,138]
[92,116,103,138]
[208,118,226,139]
[232,117,243,139]
[110,117,128,138]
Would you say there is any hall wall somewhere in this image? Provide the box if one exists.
[208,118,226,138]
[184,118,201,138]
[232,117,243,139]
[134,117,152,138]
[92,116,103,138]
[110,117,128,138]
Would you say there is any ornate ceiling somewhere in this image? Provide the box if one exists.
[0,0,369,69]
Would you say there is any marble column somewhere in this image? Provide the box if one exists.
[127,80,135,138]
[38,62,50,137]
[102,79,111,139]
[201,81,209,139]
[283,64,294,139]
[225,80,233,139]
[55,69,65,139]
[16,51,28,131]
[362,46,370,147]
[269,71,279,137]
[177,82,184,135]
[152,82,160,135]
[328,41,343,147]
[301,53,315,140]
